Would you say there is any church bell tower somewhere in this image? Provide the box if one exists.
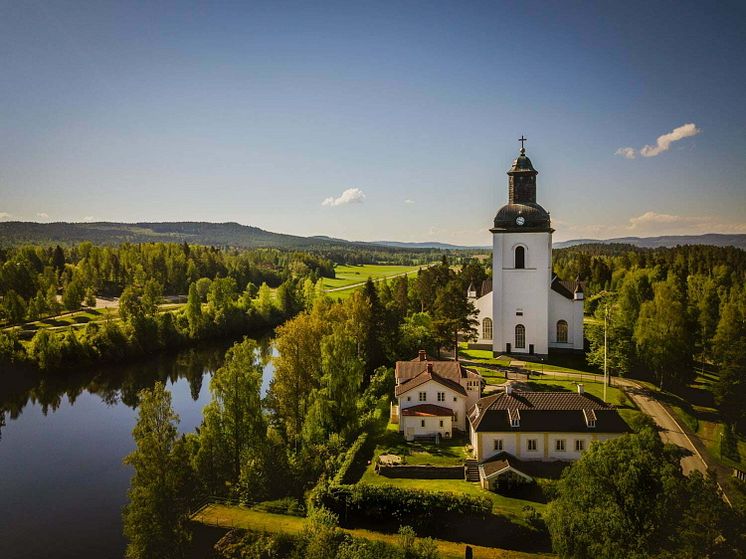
[490,137,553,356]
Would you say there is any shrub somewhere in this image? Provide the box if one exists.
[253,497,305,517]
[333,433,368,485]
[310,483,491,530]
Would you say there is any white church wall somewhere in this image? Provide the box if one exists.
[493,232,551,355]
[548,291,584,351]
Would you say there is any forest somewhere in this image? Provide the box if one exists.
[120,244,745,559]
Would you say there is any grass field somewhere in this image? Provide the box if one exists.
[322,264,425,299]
[192,505,552,559]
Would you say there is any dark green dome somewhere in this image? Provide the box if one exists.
[493,202,551,231]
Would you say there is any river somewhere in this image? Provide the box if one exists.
[0,338,275,559]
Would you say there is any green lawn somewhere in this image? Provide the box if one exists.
[374,425,470,466]
[192,505,551,559]
[363,422,549,520]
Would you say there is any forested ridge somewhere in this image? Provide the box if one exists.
[0,221,459,265]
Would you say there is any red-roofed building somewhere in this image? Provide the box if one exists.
[392,351,483,440]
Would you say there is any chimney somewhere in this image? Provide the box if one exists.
[427,362,433,373]
[577,384,584,395]
[505,384,513,395]
[419,350,427,361]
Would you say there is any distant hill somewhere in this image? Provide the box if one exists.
[368,240,488,250]
[2,222,741,252]
[553,234,746,250]
[0,221,335,249]
[0,221,481,253]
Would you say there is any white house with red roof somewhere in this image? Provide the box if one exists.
[392,351,483,441]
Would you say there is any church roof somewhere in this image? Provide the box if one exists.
[551,276,586,300]
[469,391,630,434]
[492,202,551,232]
[508,148,538,174]
[479,279,493,297]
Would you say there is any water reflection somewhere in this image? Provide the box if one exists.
[0,337,274,559]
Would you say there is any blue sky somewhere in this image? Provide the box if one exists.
[1,1,744,244]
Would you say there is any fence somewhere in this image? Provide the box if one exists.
[734,468,746,483]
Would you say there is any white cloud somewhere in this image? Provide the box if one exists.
[641,123,701,157]
[404,199,415,205]
[321,187,366,207]
[36,212,50,219]
[614,147,636,160]
[615,122,701,159]
[0,212,16,221]
[628,211,697,229]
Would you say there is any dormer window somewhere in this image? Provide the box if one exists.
[583,409,597,429]
[508,408,520,428]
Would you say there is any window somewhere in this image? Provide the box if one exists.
[407,396,411,401]
[482,317,493,340]
[437,392,445,402]
[454,412,458,422]
[453,396,457,402]
[557,320,568,343]
[421,420,425,427]
[515,246,525,269]
[418,392,427,402]
[494,439,503,451]
[556,439,566,452]
[527,439,537,451]
[575,439,585,452]
[515,324,526,349]
[439,420,444,428]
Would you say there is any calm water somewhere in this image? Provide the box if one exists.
[0,339,275,559]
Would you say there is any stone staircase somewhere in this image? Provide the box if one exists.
[464,460,480,482]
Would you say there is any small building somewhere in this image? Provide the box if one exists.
[468,384,630,488]
[394,351,483,441]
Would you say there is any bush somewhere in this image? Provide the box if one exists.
[333,433,368,485]
[310,483,491,530]
[252,497,305,517]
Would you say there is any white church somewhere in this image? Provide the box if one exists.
[469,139,585,356]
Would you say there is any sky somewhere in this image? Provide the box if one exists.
[1,1,745,244]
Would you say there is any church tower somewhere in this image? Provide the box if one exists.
[490,138,553,356]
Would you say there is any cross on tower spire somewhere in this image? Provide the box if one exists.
[518,135,527,150]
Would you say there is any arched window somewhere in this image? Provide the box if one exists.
[482,318,493,340]
[514,246,525,269]
[515,324,525,349]
[557,320,568,343]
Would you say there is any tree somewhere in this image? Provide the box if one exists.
[634,277,693,390]
[122,382,192,559]
[195,338,266,494]
[303,325,364,444]
[2,290,27,323]
[185,282,203,338]
[270,309,328,444]
[545,428,685,559]
[256,282,276,322]
[433,280,478,357]
[62,279,85,311]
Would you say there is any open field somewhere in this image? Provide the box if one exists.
[322,264,425,299]
[192,505,552,559]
